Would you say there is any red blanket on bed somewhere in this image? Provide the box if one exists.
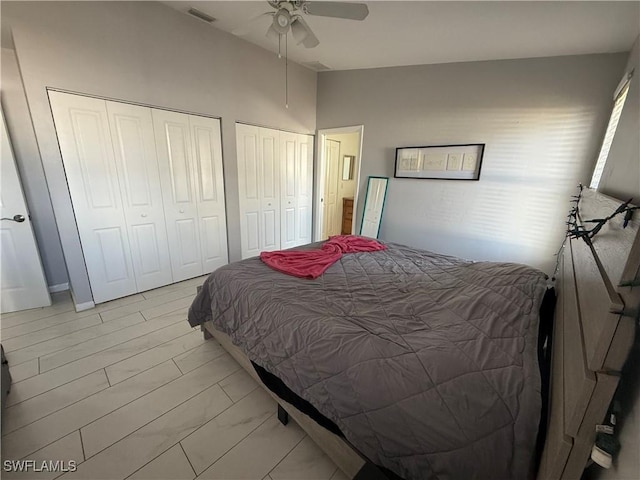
[260,235,386,279]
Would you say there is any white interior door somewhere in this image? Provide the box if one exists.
[296,134,313,246]
[152,108,204,282]
[236,124,280,259]
[49,91,137,304]
[106,101,173,292]
[280,132,297,250]
[360,177,388,239]
[322,139,340,239]
[189,114,228,273]
[258,127,280,253]
[236,124,261,259]
[0,108,51,313]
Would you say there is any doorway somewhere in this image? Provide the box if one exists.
[315,126,364,241]
[1,107,51,312]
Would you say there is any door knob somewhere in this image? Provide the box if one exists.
[141,213,148,217]
[179,209,184,213]
[1,214,25,223]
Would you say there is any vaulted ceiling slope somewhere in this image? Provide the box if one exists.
[163,1,640,71]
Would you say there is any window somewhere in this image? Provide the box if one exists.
[589,75,632,189]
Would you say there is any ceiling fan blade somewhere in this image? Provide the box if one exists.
[266,24,281,41]
[305,2,369,21]
[291,17,319,48]
[232,12,273,36]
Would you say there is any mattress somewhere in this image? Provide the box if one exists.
[188,241,548,480]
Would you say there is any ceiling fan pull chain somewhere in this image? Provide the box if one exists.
[278,33,282,59]
[285,33,289,109]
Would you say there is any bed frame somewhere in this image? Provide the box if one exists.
[201,187,639,480]
[538,188,639,479]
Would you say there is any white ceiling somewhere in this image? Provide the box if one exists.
[163,1,640,71]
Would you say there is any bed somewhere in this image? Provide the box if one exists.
[188,187,639,480]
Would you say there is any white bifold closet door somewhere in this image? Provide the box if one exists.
[50,92,139,303]
[152,110,228,282]
[50,91,228,303]
[280,132,313,249]
[189,115,228,274]
[236,124,281,259]
[236,123,313,259]
[106,101,173,292]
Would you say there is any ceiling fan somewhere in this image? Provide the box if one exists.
[234,1,370,48]
[233,1,368,109]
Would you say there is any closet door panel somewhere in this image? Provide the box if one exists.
[152,109,203,281]
[283,209,296,246]
[280,132,297,249]
[189,115,228,273]
[259,127,280,252]
[95,227,130,283]
[131,224,163,274]
[106,101,172,292]
[263,210,278,249]
[176,219,200,265]
[237,124,262,259]
[166,125,192,203]
[246,212,260,253]
[201,216,222,262]
[49,91,136,303]
[296,134,314,246]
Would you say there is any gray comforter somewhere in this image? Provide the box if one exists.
[188,242,547,480]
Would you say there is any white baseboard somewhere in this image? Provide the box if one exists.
[48,283,70,293]
[74,301,95,312]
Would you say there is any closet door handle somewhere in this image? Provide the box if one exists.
[179,209,185,213]
[141,213,148,218]
[1,214,25,223]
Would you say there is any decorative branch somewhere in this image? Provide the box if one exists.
[554,185,637,280]
[552,184,582,279]
[567,185,637,241]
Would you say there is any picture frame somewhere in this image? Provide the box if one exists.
[394,144,484,180]
[342,155,355,180]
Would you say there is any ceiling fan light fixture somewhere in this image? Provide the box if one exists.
[272,9,292,34]
[266,24,281,41]
[290,18,309,44]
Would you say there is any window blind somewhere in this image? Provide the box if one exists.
[589,79,631,189]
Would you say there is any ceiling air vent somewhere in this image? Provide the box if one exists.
[303,61,331,71]
[187,7,216,24]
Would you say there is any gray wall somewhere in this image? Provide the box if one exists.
[1,1,317,306]
[599,36,640,201]
[317,54,627,273]
[1,48,69,289]
[589,37,640,480]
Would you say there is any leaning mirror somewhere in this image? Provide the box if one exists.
[360,176,389,239]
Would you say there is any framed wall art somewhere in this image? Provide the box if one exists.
[394,144,485,180]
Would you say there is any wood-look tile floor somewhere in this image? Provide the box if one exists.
[1,277,347,480]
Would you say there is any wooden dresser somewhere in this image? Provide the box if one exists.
[341,197,354,235]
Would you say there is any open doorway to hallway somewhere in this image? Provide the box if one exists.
[315,126,363,241]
